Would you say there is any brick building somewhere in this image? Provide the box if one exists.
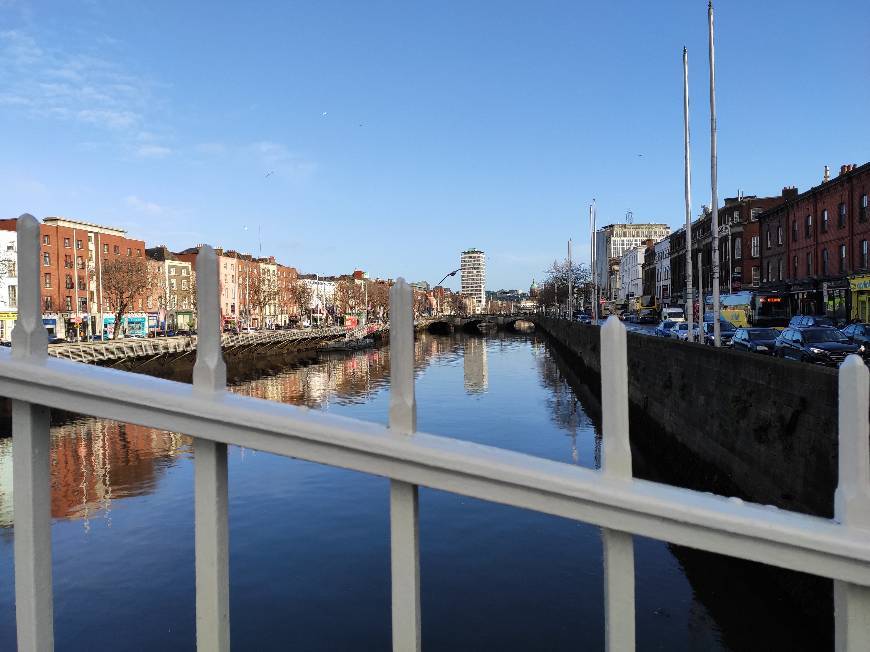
[0,216,146,340]
[146,246,195,332]
[758,162,870,320]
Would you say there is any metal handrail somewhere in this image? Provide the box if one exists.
[6,214,870,651]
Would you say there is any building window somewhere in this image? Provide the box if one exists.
[733,238,741,259]
[43,235,50,245]
[750,235,759,257]
[778,258,784,281]
[838,202,847,228]
[840,244,847,272]
[136,248,142,257]
[766,229,771,249]
[64,237,70,248]
[64,254,72,269]
[807,253,813,276]
[751,266,760,286]
[751,208,762,221]
[792,220,798,242]
[126,247,132,256]
[822,249,829,276]
[821,210,828,232]
[76,239,82,249]
[43,296,52,311]
[7,262,15,277]
[77,256,84,269]
[103,243,109,254]
[147,296,153,309]
[64,296,72,311]
[170,278,177,290]
[766,261,773,282]
[8,285,17,308]
[78,277,85,291]
[182,279,188,290]
[777,226,783,245]
[79,297,87,312]
[792,256,798,278]
[805,214,813,238]
[42,252,50,266]
[113,245,120,255]
[43,272,51,288]
[863,240,869,269]
[65,274,73,289]
[862,194,869,222]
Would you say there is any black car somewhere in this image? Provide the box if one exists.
[701,320,736,346]
[841,322,870,346]
[731,327,779,354]
[788,315,834,329]
[774,327,862,366]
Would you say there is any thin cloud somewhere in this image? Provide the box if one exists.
[135,144,172,158]
[195,142,226,155]
[125,195,164,215]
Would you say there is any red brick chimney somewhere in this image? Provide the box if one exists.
[782,186,799,201]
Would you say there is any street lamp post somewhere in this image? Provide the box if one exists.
[435,268,460,315]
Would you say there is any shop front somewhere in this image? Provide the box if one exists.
[822,278,849,323]
[42,316,59,338]
[174,310,194,331]
[0,311,16,342]
[63,315,90,342]
[790,279,821,317]
[849,275,870,323]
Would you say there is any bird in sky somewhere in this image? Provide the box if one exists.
[321,111,328,117]
[264,170,275,178]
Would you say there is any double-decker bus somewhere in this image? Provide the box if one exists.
[704,291,790,328]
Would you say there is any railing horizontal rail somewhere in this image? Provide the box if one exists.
[1,347,868,587]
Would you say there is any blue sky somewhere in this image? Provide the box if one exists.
[1,1,868,291]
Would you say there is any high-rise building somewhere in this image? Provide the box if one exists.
[460,248,486,313]
[594,223,671,299]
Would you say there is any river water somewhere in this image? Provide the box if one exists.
[0,331,828,650]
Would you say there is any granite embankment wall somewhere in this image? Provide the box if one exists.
[536,317,839,518]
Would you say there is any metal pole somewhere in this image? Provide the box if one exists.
[683,47,695,343]
[592,201,599,324]
[698,251,703,341]
[709,1,721,346]
[567,238,573,318]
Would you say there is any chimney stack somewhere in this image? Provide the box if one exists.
[782,186,799,201]
[824,165,830,183]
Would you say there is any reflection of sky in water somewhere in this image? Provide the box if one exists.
[0,332,763,650]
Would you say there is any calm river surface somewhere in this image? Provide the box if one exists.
[0,331,827,650]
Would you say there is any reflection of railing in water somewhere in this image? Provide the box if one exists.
[4,214,870,651]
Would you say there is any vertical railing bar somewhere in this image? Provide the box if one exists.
[834,355,870,651]
[600,316,635,652]
[192,246,230,651]
[11,214,54,652]
[389,278,421,652]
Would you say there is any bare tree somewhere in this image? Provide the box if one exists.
[538,259,592,309]
[100,257,154,339]
[333,278,355,315]
[248,271,280,329]
[288,279,313,323]
[366,281,390,321]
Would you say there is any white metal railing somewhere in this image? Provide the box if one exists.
[4,212,870,651]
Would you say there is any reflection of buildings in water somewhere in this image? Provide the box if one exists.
[0,420,190,529]
[463,337,489,394]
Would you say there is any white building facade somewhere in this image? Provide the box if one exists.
[0,230,17,341]
[618,246,645,302]
[595,223,671,300]
[460,248,486,314]
[654,239,671,306]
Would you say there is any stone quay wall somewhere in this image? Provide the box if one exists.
[536,317,839,518]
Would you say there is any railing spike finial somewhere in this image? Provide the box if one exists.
[12,214,49,359]
[834,354,870,651]
[193,245,226,391]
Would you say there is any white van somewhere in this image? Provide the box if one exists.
[662,307,685,323]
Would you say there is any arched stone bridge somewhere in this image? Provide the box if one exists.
[426,314,536,334]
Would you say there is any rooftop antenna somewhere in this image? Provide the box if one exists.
[625,210,633,224]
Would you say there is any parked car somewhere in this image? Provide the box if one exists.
[661,307,685,323]
[731,327,779,354]
[774,327,862,366]
[576,313,593,324]
[674,322,702,342]
[654,320,678,338]
[48,336,66,345]
[701,320,736,346]
[840,322,870,346]
[788,315,834,329]
[637,309,658,324]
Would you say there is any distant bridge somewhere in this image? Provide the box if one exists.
[47,324,386,367]
[425,314,535,333]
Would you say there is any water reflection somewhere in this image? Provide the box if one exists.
[462,336,488,394]
[0,421,190,530]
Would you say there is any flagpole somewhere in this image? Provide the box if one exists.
[708,0,721,346]
[683,47,695,342]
